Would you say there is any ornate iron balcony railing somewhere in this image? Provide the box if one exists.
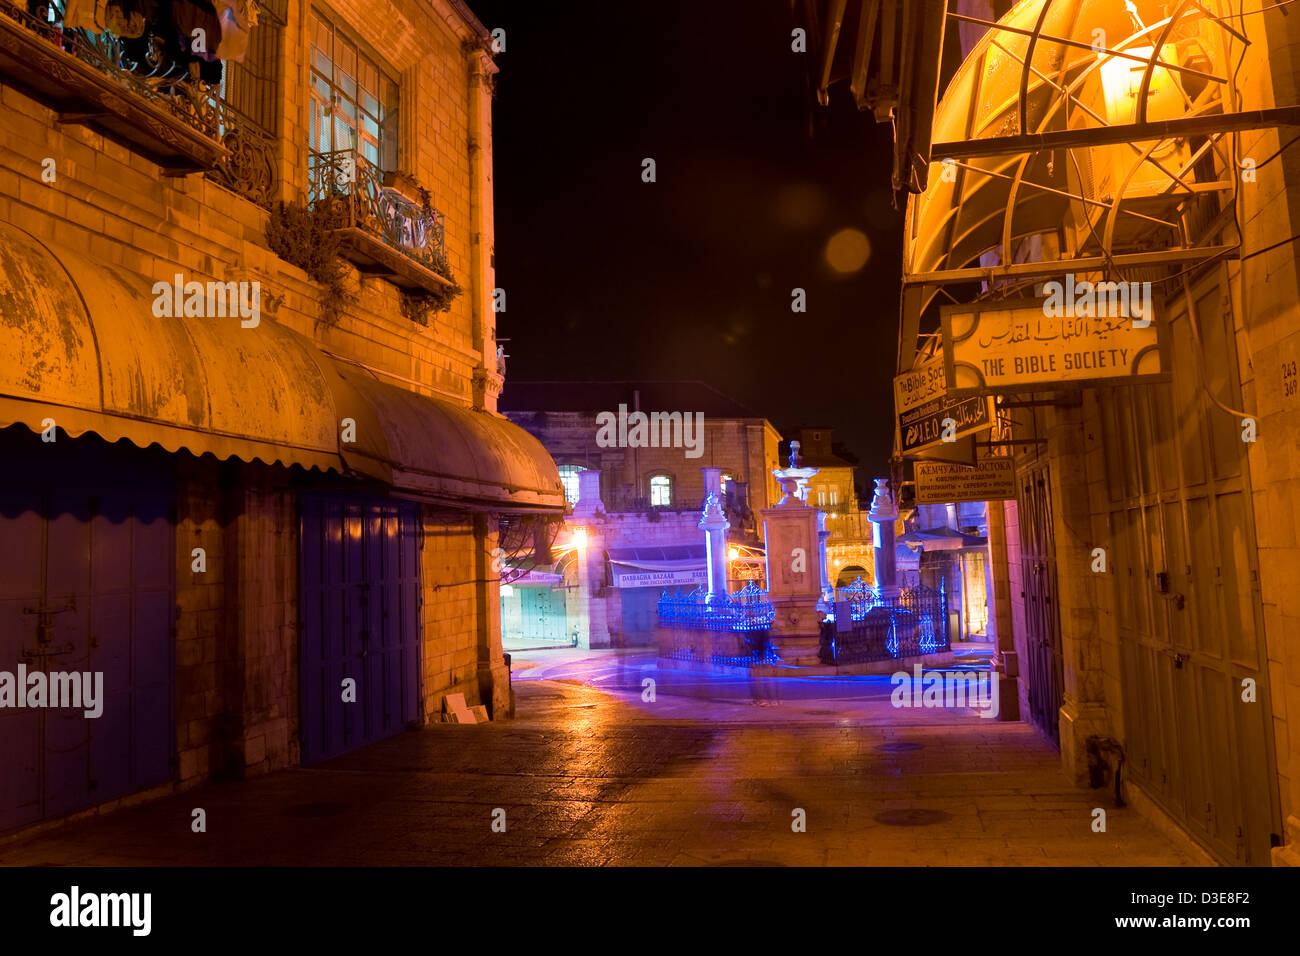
[307,148,452,282]
[0,0,277,205]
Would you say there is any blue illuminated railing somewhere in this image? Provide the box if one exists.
[656,583,775,632]
[836,577,882,621]
[829,582,949,664]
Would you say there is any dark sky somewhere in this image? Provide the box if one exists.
[472,0,904,471]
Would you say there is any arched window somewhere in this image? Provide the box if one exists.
[557,464,585,505]
[649,474,673,507]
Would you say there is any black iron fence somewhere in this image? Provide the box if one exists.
[827,582,949,665]
[657,583,774,631]
[655,584,776,666]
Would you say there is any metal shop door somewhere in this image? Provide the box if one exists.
[1100,278,1280,864]
[298,496,421,764]
[1018,462,1064,746]
[619,587,659,645]
[0,435,174,834]
[518,586,569,646]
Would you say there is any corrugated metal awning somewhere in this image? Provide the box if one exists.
[606,545,706,571]
[331,363,564,512]
[898,526,987,551]
[0,219,344,471]
[0,219,563,512]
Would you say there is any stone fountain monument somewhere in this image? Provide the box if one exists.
[761,443,827,666]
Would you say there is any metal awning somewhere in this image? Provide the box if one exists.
[794,0,948,193]
[0,219,563,512]
[898,526,987,551]
[607,545,707,571]
[606,545,707,589]
[0,219,343,471]
[331,363,564,512]
[898,0,1262,374]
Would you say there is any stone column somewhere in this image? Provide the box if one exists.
[568,521,610,649]
[760,478,825,666]
[573,468,605,518]
[816,509,832,605]
[699,466,731,605]
[867,478,900,599]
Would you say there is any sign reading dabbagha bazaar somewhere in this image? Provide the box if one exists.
[894,353,992,455]
[914,458,1016,505]
[940,286,1167,396]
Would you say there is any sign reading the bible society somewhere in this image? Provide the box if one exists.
[894,354,992,454]
[915,459,1016,504]
[940,297,1166,396]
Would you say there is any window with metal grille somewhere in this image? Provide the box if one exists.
[558,465,585,505]
[221,0,286,134]
[308,8,399,171]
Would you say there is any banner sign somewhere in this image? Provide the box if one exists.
[610,567,707,589]
[941,296,1166,395]
[914,458,1017,504]
[894,354,992,455]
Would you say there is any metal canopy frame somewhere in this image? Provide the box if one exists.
[896,0,1295,371]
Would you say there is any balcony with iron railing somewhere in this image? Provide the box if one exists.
[0,0,276,202]
[307,148,457,297]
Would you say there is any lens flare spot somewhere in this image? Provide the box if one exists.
[824,228,871,273]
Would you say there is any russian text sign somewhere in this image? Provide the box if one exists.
[914,458,1016,504]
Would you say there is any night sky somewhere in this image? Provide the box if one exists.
[473,0,904,472]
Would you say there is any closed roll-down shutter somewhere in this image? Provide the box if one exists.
[0,438,174,833]
[299,495,421,764]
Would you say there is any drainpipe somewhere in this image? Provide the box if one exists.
[467,42,499,411]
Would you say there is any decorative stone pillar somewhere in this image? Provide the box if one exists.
[573,468,605,518]
[867,478,900,600]
[760,477,825,667]
[699,466,731,605]
[816,509,832,607]
[568,519,610,649]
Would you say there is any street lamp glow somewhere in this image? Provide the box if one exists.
[727,546,740,561]
[572,527,587,549]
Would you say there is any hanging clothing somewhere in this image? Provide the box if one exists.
[214,0,258,63]
[104,0,147,38]
[171,0,221,62]
[63,0,109,32]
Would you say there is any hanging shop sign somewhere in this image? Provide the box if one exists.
[914,458,1016,504]
[610,566,708,589]
[894,353,993,455]
[940,294,1167,396]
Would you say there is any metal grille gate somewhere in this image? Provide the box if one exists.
[1018,461,1064,745]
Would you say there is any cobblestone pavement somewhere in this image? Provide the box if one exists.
[0,650,1201,867]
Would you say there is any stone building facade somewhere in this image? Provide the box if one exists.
[887,0,1300,866]
[497,382,782,647]
[0,0,562,837]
